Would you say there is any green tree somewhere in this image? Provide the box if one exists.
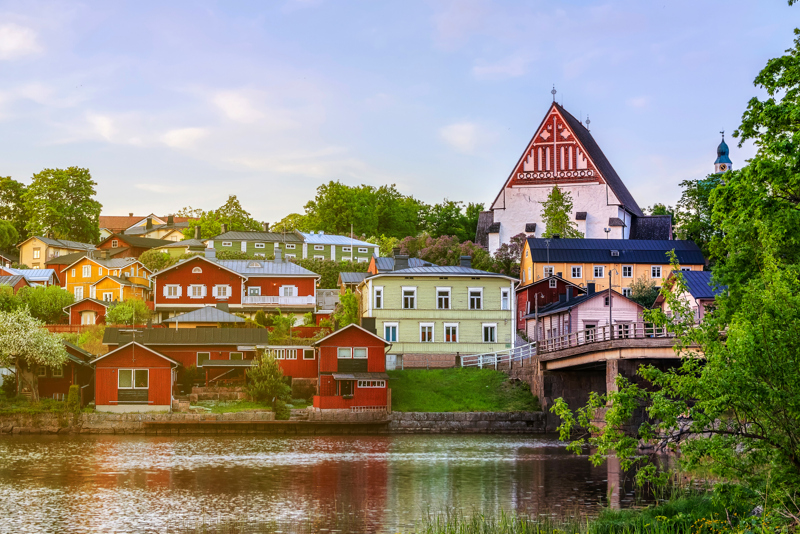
[272,213,313,233]
[628,275,660,308]
[366,235,400,257]
[105,299,153,326]
[293,258,369,289]
[267,309,297,344]
[646,203,674,217]
[138,249,178,273]
[491,232,526,278]
[397,234,493,272]
[0,220,19,252]
[246,351,292,406]
[674,176,722,262]
[216,250,250,260]
[0,307,68,401]
[17,285,74,324]
[333,289,359,329]
[540,186,583,238]
[0,285,20,312]
[182,195,262,239]
[23,167,102,243]
[303,181,379,237]
[0,177,28,242]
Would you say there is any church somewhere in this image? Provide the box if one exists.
[476,100,673,254]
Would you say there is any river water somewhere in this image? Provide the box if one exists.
[0,434,645,533]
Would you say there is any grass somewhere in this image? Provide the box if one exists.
[190,398,310,413]
[0,395,70,415]
[387,368,540,412]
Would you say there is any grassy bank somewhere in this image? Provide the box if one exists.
[388,368,539,412]
[191,398,310,413]
[0,395,74,415]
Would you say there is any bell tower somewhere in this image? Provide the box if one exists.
[714,131,733,173]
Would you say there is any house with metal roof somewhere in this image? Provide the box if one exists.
[0,267,61,287]
[123,215,190,241]
[28,341,95,402]
[357,255,517,369]
[367,255,437,275]
[62,255,152,301]
[96,233,174,259]
[519,237,706,295]
[162,305,245,328]
[0,274,30,293]
[476,101,672,253]
[64,298,111,326]
[654,270,726,323]
[17,235,95,269]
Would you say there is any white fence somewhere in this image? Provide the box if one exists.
[460,342,537,368]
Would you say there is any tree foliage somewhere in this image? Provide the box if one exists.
[0,307,68,401]
[23,167,102,243]
[181,195,262,239]
[0,176,28,243]
[541,186,583,238]
[628,275,660,309]
[397,234,493,271]
[16,285,74,324]
[674,176,723,262]
[421,199,484,242]
[246,351,291,408]
[138,249,177,273]
[333,289,359,329]
[105,299,153,326]
[492,233,526,278]
[292,258,369,289]
[0,220,19,252]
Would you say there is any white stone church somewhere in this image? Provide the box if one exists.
[476,101,673,254]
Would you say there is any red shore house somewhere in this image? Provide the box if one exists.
[515,275,586,332]
[63,298,111,325]
[313,324,391,412]
[32,342,95,401]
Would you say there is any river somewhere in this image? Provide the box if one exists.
[0,434,646,533]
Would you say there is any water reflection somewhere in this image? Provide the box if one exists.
[0,435,645,533]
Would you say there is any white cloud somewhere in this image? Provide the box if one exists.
[87,113,115,141]
[440,122,479,154]
[0,23,41,60]
[161,127,209,149]
[472,54,532,80]
[627,96,649,109]
[212,90,265,123]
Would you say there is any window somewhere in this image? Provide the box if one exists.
[358,247,368,253]
[420,323,434,342]
[342,246,351,252]
[437,288,451,309]
[102,292,114,302]
[52,366,63,378]
[303,349,315,360]
[280,286,296,297]
[622,288,632,297]
[285,244,296,250]
[189,285,204,298]
[593,266,604,279]
[353,348,367,359]
[33,248,41,259]
[314,245,324,251]
[271,349,286,360]
[254,243,266,249]
[358,380,385,388]
[501,288,510,310]
[374,287,383,309]
[337,347,352,359]
[314,255,324,260]
[82,265,91,278]
[222,242,232,247]
[402,287,416,309]
[248,287,261,296]
[285,254,296,259]
[192,266,203,274]
[74,287,84,300]
[549,279,557,288]
[543,266,554,278]
[681,267,692,271]
[651,266,662,279]
[247,261,262,268]
[111,240,118,248]
[444,323,459,343]
[285,349,297,360]
[482,323,497,343]
[71,268,76,278]
[357,257,368,263]
[98,267,103,276]
[37,365,47,377]
[230,352,243,360]
[214,285,230,298]
[571,266,582,278]
[604,295,610,306]
[197,353,211,367]
[622,265,633,278]
[469,288,483,310]
[527,268,532,281]
[118,369,148,389]
[165,285,181,298]
[384,323,398,342]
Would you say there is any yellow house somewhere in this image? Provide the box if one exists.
[17,236,95,269]
[64,255,152,301]
[520,238,706,297]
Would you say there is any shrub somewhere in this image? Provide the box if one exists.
[66,385,81,414]
[1,374,16,398]
[274,400,291,420]
[246,352,291,405]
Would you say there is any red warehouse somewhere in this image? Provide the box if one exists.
[313,324,391,412]
[31,342,94,401]
[515,275,586,332]
[92,341,179,413]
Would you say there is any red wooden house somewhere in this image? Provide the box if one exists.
[0,274,31,293]
[96,234,173,259]
[515,275,586,332]
[33,342,94,401]
[91,342,179,413]
[312,324,391,411]
[63,298,111,325]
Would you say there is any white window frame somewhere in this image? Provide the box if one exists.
[222,241,232,247]
[357,257,368,263]
[271,349,286,360]
[337,347,352,359]
[82,265,91,278]
[419,323,434,343]
[571,266,582,279]
[314,245,324,251]
[468,287,483,310]
[500,288,510,310]
[357,380,385,388]
[622,287,632,297]
[33,248,41,259]
[280,285,297,297]
[285,349,297,360]
[213,285,231,298]
[253,253,265,259]
[303,349,315,360]
[436,287,451,310]
[98,267,103,276]
[402,287,416,309]
[102,292,114,302]
[374,287,383,309]
[651,266,662,279]
[111,239,119,248]
[37,365,47,377]
[353,347,368,359]
[384,322,398,343]
[164,285,181,298]
[357,247,368,253]
[482,323,497,343]
[118,369,149,389]
[622,265,633,278]
[593,266,605,279]
[247,286,261,296]
[285,243,296,250]
[314,255,325,260]
[342,246,351,252]
[189,284,205,299]
[192,266,203,274]
[285,253,296,259]
[230,352,243,360]
[549,279,557,288]
[444,322,459,343]
[52,366,63,378]
[197,352,211,367]
[543,266,554,278]
[74,287,84,300]
[71,268,76,278]
[254,243,266,249]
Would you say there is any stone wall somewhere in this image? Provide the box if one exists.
[388,411,546,434]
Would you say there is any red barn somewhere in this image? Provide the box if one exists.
[313,324,391,411]
[32,342,95,401]
[515,275,586,332]
[64,298,110,325]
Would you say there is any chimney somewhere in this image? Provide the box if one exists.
[274,249,282,263]
[319,230,324,235]
[552,234,560,239]
[167,214,174,225]
[221,223,228,234]
[392,247,400,258]
[129,212,133,217]
[459,255,472,268]
[194,226,201,240]
[394,254,409,271]
[146,217,153,230]
[566,287,573,302]
[556,272,562,278]
[559,292,566,303]
[262,222,269,232]
[587,282,596,294]
[216,302,229,313]
[47,231,53,239]
[205,247,216,260]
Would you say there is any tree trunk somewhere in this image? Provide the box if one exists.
[15,360,39,402]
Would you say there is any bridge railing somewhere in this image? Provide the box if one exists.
[538,322,673,354]
[460,342,538,369]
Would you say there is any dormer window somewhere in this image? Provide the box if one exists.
[248,261,262,268]
[111,240,118,248]
[192,267,202,274]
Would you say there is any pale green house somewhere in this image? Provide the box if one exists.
[206,228,378,262]
[358,256,517,369]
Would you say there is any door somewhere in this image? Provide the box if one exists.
[584,324,597,343]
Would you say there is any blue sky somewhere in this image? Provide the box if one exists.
[0,0,795,223]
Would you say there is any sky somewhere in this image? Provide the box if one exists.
[0,0,796,224]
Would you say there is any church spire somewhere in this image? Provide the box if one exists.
[714,130,732,173]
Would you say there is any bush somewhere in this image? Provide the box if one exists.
[1,374,16,398]
[66,385,80,414]
[246,352,291,404]
[274,400,291,420]
[181,365,201,392]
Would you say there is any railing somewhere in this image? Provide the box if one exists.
[537,322,673,354]
[242,296,316,306]
[350,406,387,413]
[461,343,538,368]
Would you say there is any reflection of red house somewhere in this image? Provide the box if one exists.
[92,342,178,413]
[33,342,95,401]
[313,324,390,411]
[515,275,586,332]
[64,298,110,325]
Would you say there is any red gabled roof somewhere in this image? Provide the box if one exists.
[99,215,194,232]
[312,323,391,347]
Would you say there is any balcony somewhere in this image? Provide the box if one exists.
[242,295,316,306]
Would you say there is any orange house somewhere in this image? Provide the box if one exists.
[64,255,152,301]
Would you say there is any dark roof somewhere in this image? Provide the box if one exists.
[339,272,368,284]
[46,252,87,266]
[630,215,673,240]
[0,251,19,262]
[516,274,586,293]
[575,212,587,221]
[487,222,501,233]
[681,270,727,299]
[63,298,111,310]
[609,217,626,227]
[555,103,643,217]
[163,307,245,323]
[475,211,494,248]
[523,289,641,319]
[201,359,254,368]
[526,238,705,265]
[525,223,537,232]
[373,257,436,272]
[0,275,26,287]
[98,275,149,289]
[63,341,95,366]
[103,327,270,346]
[331,372,390,380]
[211,231,304,243]
[100,234,173,249]
[27,236,95,250]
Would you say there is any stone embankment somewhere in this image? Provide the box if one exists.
[0,410,547,435]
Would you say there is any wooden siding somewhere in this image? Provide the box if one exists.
[95,344,173,369]
[95,368,118,405]
[148,368,173,405]
[245,277,315,297]
[154,257,244,307]
[314,386,387,409]
[516,278,581,331]
[69,300,108,325]
[277,349,318,379]
[316,327,386,374]
[528,292,644,340]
